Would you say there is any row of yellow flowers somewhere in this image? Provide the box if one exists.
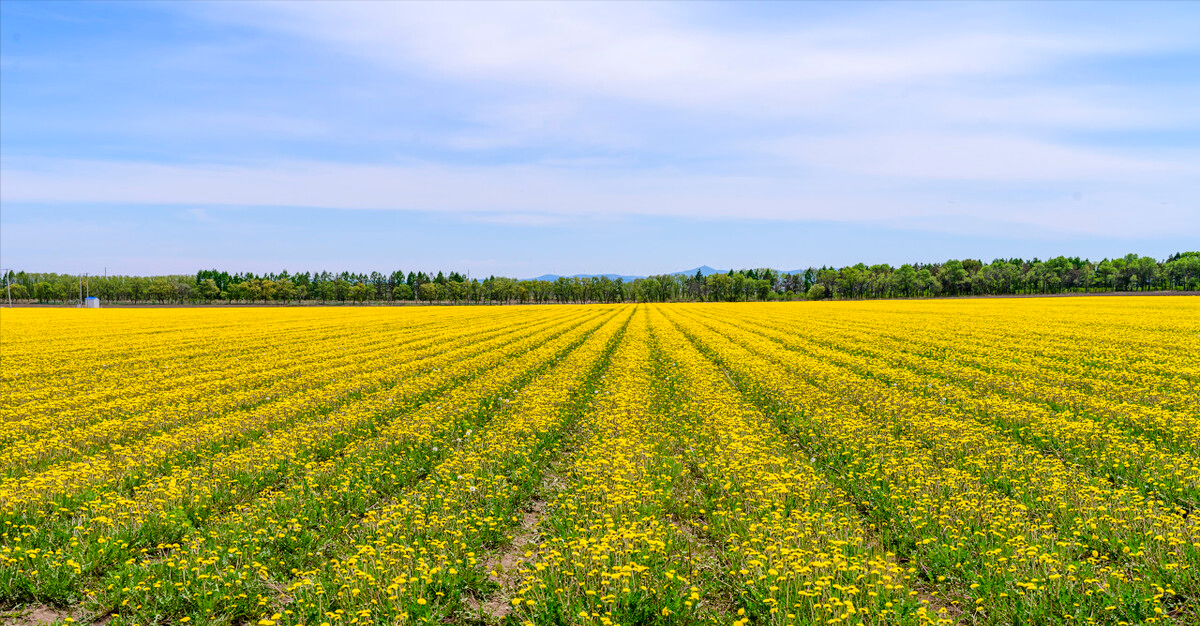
[1,310,488,436]
[662,301,1196,624]
[511,309,713,626]
[0,297,1194,626]
[1,309,527,472]
[646,306,948,626]
[748,304,1200,461]
[1,308,594,513]
[1,307,611,614]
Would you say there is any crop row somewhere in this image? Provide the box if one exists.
[0,299,1193,626]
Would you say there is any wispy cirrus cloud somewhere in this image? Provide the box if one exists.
[216,2,1191,114]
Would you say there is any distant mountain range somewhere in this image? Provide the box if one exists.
[524,265,738,281]
[526,273,645,282]
[672,266,811,276]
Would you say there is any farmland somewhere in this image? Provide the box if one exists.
[0,298,1197,626]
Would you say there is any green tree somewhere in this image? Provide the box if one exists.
[815,268,839,299]
[349,282,371,303]
[916,268,938,296]
[198,278,221,301]
[148,277,173,303]
[1133,255,1159,290]
[274,279,296,303]
[706,274,732,302]
[418,282,441,303]
[940,260,967,296]
[894,264,917,297]
[333,279,350,302]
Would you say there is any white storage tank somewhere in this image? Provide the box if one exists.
[85,296,100,308]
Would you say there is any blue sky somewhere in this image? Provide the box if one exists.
[2,1,1197,277]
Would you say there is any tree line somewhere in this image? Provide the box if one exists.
[2,252,1197,306]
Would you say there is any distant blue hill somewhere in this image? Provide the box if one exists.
[670,265,725,277]
[673,266,812,276]
[526,273,644,282]
[524,265,812,281]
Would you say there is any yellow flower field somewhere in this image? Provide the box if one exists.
[0,298,1196,625]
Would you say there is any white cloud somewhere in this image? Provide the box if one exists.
[211,1,1193,117]
[4,156,1196,239]
[5,1,1198,250]
[188,2,1200,177]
